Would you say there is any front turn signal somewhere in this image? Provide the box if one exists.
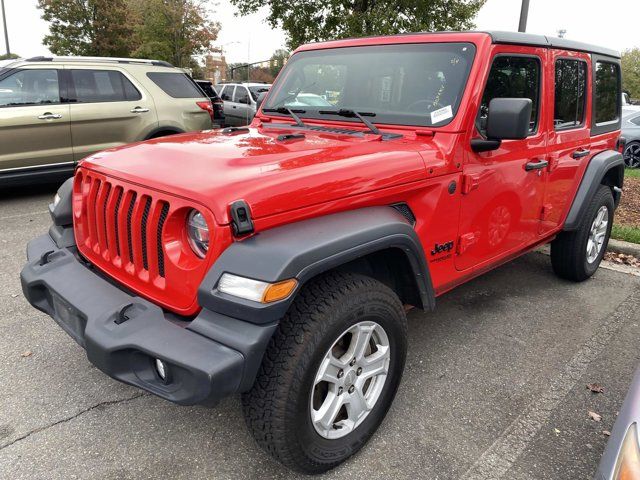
[262,279,298,303]
[615,423,640,480]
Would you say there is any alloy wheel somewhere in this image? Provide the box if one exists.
[624,143,640,168]
[310,321,390,439]
[586,205,609,264]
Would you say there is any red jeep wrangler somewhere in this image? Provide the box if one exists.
[21,32,625,473]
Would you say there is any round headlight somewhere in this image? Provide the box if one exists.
[186,210,210,258]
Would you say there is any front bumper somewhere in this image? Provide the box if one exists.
[20,233,276,407]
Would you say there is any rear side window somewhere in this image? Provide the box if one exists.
[220,85,234,101]
[478,56,541,136]
[554,59,587,130]
[594,61,621,125]
[147,72,203,98]
[233,86,250,103]
[0,69,60,107]
[70,70,141,103]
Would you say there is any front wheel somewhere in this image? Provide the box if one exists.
[551,185,614,281]
[624,141,640,168]
[242,272,408,474]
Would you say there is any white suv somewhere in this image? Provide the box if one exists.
[215,82,270,126]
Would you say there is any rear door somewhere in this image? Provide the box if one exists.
[67,67,156,161]
[457,48,549,272]
[540,51,592,233]
[232,85,252,125]
[0,67,72,172]
[220,85,236,124]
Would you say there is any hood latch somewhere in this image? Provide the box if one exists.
[230,200,255,236]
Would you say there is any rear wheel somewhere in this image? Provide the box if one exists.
[551,185,614,281]
[624,141,640,168]
[242,272,408,474]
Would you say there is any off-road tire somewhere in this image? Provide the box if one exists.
[551,185,614,281]
[242,271,408,474]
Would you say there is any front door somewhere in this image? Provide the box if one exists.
[456,49,549,272]
[0,67,73,172]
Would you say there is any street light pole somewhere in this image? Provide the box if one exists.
[1,0,10,56]
[518,0,530,33]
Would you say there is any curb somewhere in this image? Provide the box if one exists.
[607,239,640,257]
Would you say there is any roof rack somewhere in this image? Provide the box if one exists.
[25,56,174,67]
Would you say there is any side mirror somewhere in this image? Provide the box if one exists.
[472,98,533,153]
[256,91,268,110]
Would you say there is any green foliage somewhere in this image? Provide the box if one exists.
[0,53,19,60]
[625,167,640,179]
[229,0,486,49]
[129,0,220,68]
[38,0,133,56]
[612,224,640,244]
[269,48,289,77]
[622,48,640,100]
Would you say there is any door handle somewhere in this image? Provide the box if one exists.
[130,107,150,114]
[525,159,549,171]
[38,113,62,120]
[571,149,591,159]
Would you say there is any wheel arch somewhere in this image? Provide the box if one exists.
[197,207,434,325]
[144,126,185,140]
[563,150,624,231]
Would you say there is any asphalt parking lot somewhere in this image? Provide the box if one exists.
[1,184,639,480]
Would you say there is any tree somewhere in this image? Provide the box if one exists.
[269,48,289,77]
[622,48,640,100]
[38,0,133,56]
[229,0,486,49]
[130,0,220,68]
[0,53,18,60]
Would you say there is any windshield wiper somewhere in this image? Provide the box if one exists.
[318,109,380,135]
[262,107,307,127]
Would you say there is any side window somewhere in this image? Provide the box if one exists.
[478,56,540,136]
[0,69,60,107]
[233,86,250,104]
[220,85,234,101]
[146,72,203,98]
[632,115,640,127]
[70,70,141,103]
[594,61,621,125]
[554,59,587,130]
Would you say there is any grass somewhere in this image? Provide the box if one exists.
[625,168,640,179]
[611,224,640,244]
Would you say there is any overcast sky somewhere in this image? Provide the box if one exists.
[2,0,639,64]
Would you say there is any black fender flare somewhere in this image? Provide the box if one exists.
[563,150,624,231]
[198,207,435,324]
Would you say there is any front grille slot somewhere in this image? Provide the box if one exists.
[80,174,170,282]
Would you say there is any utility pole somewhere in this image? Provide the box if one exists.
[518,0,530,33]
[1,0,9,56]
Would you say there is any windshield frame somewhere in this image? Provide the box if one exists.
[262,42,477,129]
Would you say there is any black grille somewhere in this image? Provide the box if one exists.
[392,203,416,226]
[113,188,124,257]
[140,197,152,271]
[102,183,111,250]
[157,202,170,277]
[126,192,137,263]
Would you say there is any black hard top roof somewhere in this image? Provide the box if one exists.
[486,31,620,59]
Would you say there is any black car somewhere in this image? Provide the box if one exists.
[195,79,225,127]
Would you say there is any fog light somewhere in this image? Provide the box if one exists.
[155,358,168,382]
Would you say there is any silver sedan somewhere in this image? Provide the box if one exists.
[622,111,640,168]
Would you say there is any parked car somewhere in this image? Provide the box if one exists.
[21,32,624,474]
[215,82,270,126]
[622,111,640,168]
[596,368,640,479]
[195,79,225,127]
[0,56,214,186]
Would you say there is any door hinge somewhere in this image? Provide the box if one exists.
[541,204,553,221]
[461,174,480,195]
[457,232,478,255]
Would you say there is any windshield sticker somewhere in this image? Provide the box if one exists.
[430,105,453,124]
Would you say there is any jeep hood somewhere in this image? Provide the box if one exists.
[80,127,431,224]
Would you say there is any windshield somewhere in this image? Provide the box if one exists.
[264,43,475,127]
